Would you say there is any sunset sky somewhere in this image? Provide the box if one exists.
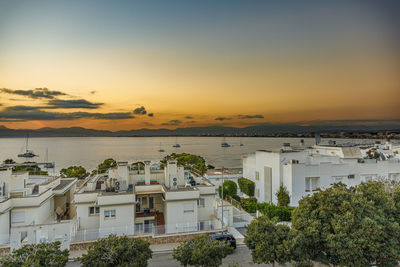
[0,0,399,130]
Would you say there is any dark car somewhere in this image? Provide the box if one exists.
[210,233,236,249]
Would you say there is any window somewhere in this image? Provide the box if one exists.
[89,206,100,215]
[183,203,194,212]
[104,210,116,218]
[305,177,320,192]
[11,211,25,223]
[197,198,205,207]
[348,174,355,179]
[333,176,345,183]
[255,171,259,181]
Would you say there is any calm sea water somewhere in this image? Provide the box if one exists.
[0,137,371,172]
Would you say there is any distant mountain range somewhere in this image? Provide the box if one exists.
[0,123,399,137]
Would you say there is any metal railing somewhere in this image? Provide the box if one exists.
[71,220,219,243]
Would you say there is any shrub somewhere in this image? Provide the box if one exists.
[241,197,258,213]
[276,185,290,206]
[238,177,255,197]
[257,203,294,222]
[79,235,152,267]
[0,241,69,267]
[173,235,233,267]
[232,194,241,202]
[218,180,238,199]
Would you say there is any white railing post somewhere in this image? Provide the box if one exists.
[84,230,86,241]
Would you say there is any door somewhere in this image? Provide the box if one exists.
[264,167,272,203]
[149,197,154,210]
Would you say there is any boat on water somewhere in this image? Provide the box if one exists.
[158,143,165,152]
[240,139,244,146]
[221,136,230,148]
[172,137,181,148]
[18,134,38,158]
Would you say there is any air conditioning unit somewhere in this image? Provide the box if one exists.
[115,181,120,191]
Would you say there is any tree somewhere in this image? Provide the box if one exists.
[218,180,237,199]
[291,182,400,266]
[12,162,48,175]
[0,241,69,267]
[275,185,290,206]
[237,178,255,197]
[161,153,207,175]
[3,158,15,164]
[94,158,117,174]
[79,235,152,267]
[245,217,291,267]
[60,166,89,179]
[173,235,233,267]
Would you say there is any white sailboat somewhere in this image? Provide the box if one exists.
[18,134,38,158]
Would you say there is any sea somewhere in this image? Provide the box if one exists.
[0,137,374,173]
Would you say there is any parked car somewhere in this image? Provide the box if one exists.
[210,233,236,249]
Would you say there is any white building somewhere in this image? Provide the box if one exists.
[243,141,400,206]
[0,166,77,249]
[74,160,217,236]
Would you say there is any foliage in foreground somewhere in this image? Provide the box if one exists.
[245,182,400,266]
[173,235,233,267]
[245,217,291,267]
[79,235,152,267]
[0,241,69,267]
[60,165,89,179]
[161,153,207,175]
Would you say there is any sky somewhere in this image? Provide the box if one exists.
[0,0,399,130]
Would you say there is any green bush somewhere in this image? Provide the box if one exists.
[257,203,294,222]
[232,194,241,202]
[79,235,152,267]
[276,185,290,206]
[173,235,233,267]
[241,197,258,213]
[218,180,238,199]
[0,241,69,267]
[238,177,255,197]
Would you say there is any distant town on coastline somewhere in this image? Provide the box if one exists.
[0,124,399,139]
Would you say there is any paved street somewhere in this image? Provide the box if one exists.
[67,245,277,266]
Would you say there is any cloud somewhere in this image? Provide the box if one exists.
[237,114,264,119]
[0,106,135,121]
[161,120,182,126]
[90,91,96,95]
[0,88,67,99]
[215,117,232,121]
[185,116,194,119]
[133,106,147,115]
[187,121,196,123]
[47,99,103,109]
[148,113,154,117]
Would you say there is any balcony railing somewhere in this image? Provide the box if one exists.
[71,220,219,243]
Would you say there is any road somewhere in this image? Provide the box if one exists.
[67,245,273,266]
